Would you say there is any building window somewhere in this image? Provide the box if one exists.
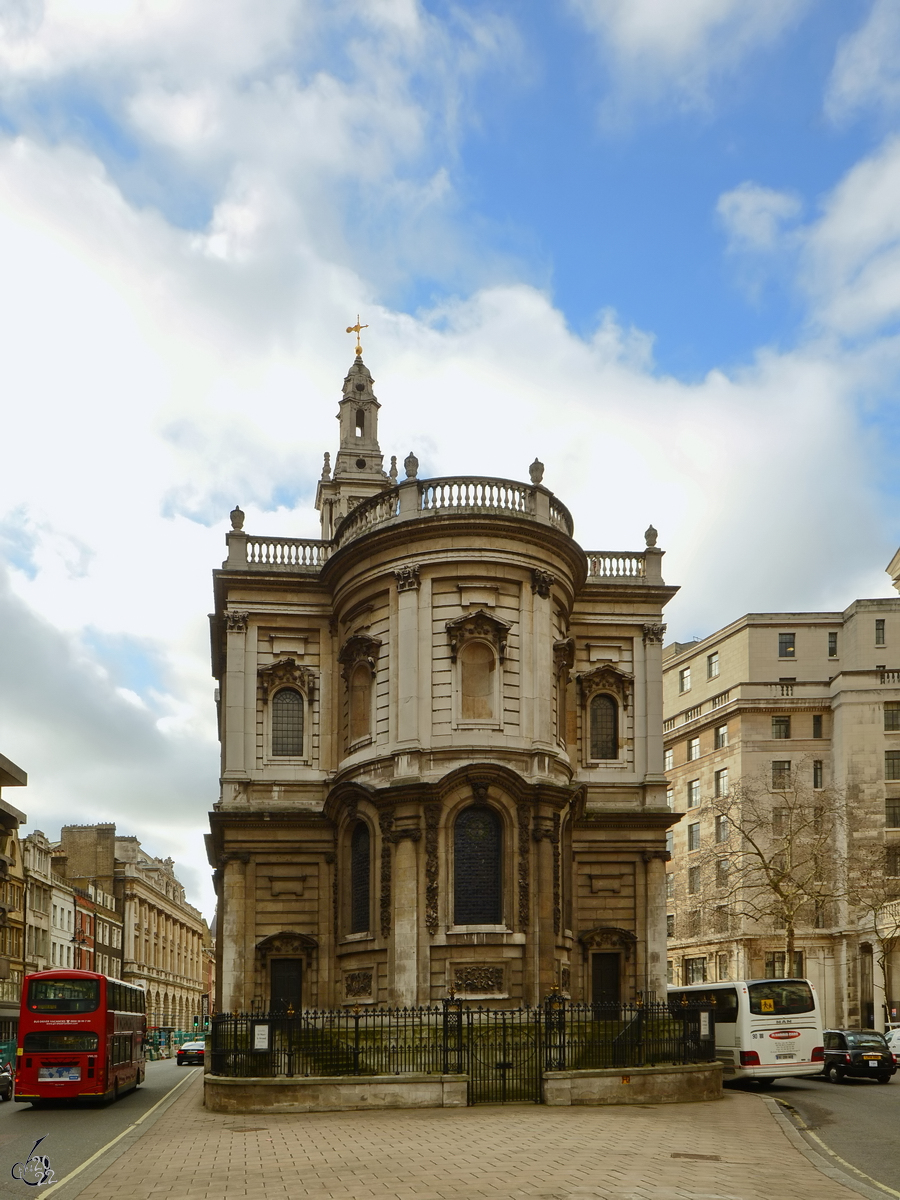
[876,619,886,646]
[688,866,701,895]
[664,747,674,771]
[772,716,791,739]
[687,780,700,808]
[813,760,824,790]
[685,955,706,983]
[707,652,719,680]
[765,951,804,979]
[714,768,728,798]
[714,907,729,934]
[885,702,900,732]
[812,714,823,739]
[666,787,674,809]
[886,751,900,782]
[453,806,502,925]
[589,694,618,760]
[688,911,701,938]
[349,663,373,744]
[887,846,900,878]
[271,688,304,756]
[687,737,700,762]
[716,859,729,889]
[772,807,789,837]
[349,822,371,934]
[460,641,496,722]
[778,633,795,658]
[666,914,675,938]
[667,960,674,984]
[717,953,729,981]
[714,724,728,750]
[666,873,674,900]
[772,760,791,789]
[688,822,700,852]
[886,800,900,829]
[679,666,691,693]
[715,815,729,843]
[828,632,838,658]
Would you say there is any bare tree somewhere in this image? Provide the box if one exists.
[845,812,900,1019]
[694,763,847,967]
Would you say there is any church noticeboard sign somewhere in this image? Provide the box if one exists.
[252,1023,270,1052]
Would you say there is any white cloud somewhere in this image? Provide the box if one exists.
[569,0,809,113]
[826,0,900,122]
[717,182,802,252]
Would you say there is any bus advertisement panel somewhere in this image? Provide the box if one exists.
[14,970,146,1104]
[668,978,824,1081]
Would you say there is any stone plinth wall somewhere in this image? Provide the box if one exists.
[543,1062,723,1106]
[204,1073,469,1114]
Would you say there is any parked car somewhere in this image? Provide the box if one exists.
[0,1063,12,1101]
[821,1030,896,1083]
[176,1040,205,1066]
[885,1028,900,1056]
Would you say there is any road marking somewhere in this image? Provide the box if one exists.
[774,1097,900,1199]
[40,1068,201,1197]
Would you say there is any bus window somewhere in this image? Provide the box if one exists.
[709,989,739,1023]
[27,979,99,1013]
[747,981,814,1015]
[23,1032,99,1052]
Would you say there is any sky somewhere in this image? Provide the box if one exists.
[2,0,900,919]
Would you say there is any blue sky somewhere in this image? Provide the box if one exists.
[2,0,900,915]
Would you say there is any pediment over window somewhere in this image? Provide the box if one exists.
[255,931,318,961]
[446,609,512,663]
[338,634,382,684]
[258,657,315,701]
[578,925,637,959]
[578,665,633,710]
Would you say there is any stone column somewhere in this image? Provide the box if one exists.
[395,566,421,746]
[643,851,668,1000]
[531,571,556,752]
[532,810,558,1003]
[220,854,248,1012]
[641,622,667,803]
[390,820,421,1005]
[223,612,249,779]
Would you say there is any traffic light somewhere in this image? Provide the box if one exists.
[193,1015,199,1030]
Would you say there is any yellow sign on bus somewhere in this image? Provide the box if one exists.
[761,999,774,1013]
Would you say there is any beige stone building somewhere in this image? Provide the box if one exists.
[54,825,207,1029]
[207,351,679,1014]
[663,570,900,1029]
[0,754,26,1041]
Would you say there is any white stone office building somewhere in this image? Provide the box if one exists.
[208,351,679,1013]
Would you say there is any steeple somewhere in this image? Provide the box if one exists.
[315,355,392,541]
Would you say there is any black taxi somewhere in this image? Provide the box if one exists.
[822,1029,895,1083]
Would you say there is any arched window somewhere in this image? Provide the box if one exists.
[349,822,371,934]
[355,408,365,437]
[459,641,495,721]
[454,805,502,925]
[590,693,618,760]
[349,663,373,744]
[272,688,304,756]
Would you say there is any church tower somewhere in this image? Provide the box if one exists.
[315,353,391,540]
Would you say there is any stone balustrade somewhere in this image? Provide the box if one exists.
[585,553,646,580]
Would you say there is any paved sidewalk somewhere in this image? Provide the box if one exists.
[73,1081,863,1200]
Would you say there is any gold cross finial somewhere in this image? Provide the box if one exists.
[346,315,368,357]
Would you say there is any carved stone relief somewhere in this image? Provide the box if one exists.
[344,970,373,999]
[445,610,511,663]
[339,634,382,684]
[578,665,634,711]
[378,808,394,938]
[516,803,530,930]
[454,965,504,994]
[578,926,637,960]
[255,931,318,962]
[225,611,249,633]
[560,966,571,995]
[553,638,575,679]
[531,568,555,599]
[394,564,421,592]
[642,622,667,645]
[258,657,315,700]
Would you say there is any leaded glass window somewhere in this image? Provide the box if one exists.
[349,822,371,934]
[453,806,502,925]
[589,694,618,759]
[272,689,303,756]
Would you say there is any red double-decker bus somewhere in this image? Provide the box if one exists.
[14,970,146,1105]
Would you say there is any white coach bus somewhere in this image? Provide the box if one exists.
[668,978,824,1082]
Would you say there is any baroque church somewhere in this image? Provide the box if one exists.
[206,343,678,1013]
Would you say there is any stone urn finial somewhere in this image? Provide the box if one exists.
[529,458,544,485]
[321,452,331,482]
[404,451,419,480]
[230,505,245,531]
[644,524,658,548]
[389,455,398,483]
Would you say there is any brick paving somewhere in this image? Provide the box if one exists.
[75,1079,862,1200]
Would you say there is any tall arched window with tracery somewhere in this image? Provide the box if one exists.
[349,821,371,934]
[272,688,304,756]
[589,693,618,760]
[459,641,495,721]
[453,805,502,925]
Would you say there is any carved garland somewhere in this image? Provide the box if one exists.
[258,657,316,700]
[378,808,394,938]
[454,965,504,994]
[424,803,441,937]
[517,803,530,930]
[578,665,634,711]
[338,634,382,685]
[344,970,373,999]
[445,610,511,663]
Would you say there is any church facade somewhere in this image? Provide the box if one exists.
[207,352,678,1013]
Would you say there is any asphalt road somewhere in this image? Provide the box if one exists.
[729,1072,900,1193]
[0,1058,201,1199]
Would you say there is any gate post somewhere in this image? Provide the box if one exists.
[442,993,464,1076]
[544,988,566,1072]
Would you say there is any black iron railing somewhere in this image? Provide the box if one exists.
[209,998,715,1085]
